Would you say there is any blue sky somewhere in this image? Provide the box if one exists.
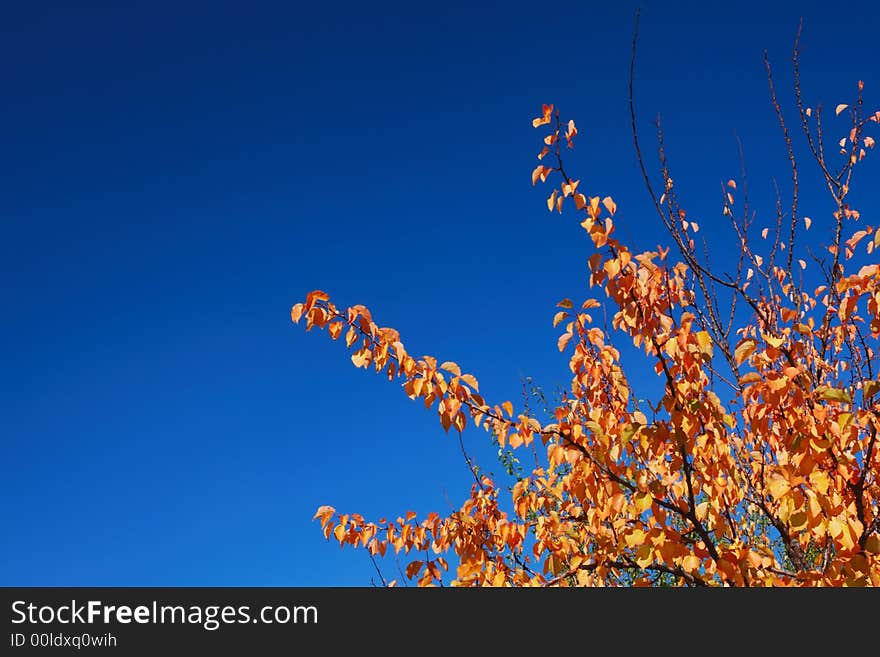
[2,0,878,585]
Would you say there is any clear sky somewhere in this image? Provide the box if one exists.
[2,0,878,585]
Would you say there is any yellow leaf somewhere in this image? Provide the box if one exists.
[819,387,852,403]
[291,303,305,323]
[804,216,812,230]
[809,470,829,495]
[547,189,558,212]
[835,103,849,116]
[546,554,564,576]
[634,491,652,513]
[789,511,808,531]
[620,423,639,444]
[502,400,514,417]
[634,543,653,568]
[624,529,646,548]
[681,555,700,573]
[767,473,790,501]
[799,259,807,270]
[440,361,461,377]
[553,311,568,328]
[695,330,713,354]
[734,339,757,366]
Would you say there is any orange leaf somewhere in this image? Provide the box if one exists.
[531,165,543,185]
[313,505,336,526]
[439,412,452,433]
[305,290,330,309]
[531,165,550,186]
[460,373,479,391]
[602,196,617,216]
[345,326,358,348]
[835,103,848,116]
[738,372,762,385]
[558,332,573,352]
[531,103,554,128]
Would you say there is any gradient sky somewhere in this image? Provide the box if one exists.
[3,0,878,585]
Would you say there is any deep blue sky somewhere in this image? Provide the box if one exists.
[2,1,878,585]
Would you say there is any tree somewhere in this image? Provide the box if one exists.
[291,19,880,586]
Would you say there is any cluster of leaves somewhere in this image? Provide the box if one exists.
[292,35,879,586]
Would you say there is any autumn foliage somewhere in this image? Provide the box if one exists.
[292,31,880,586]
